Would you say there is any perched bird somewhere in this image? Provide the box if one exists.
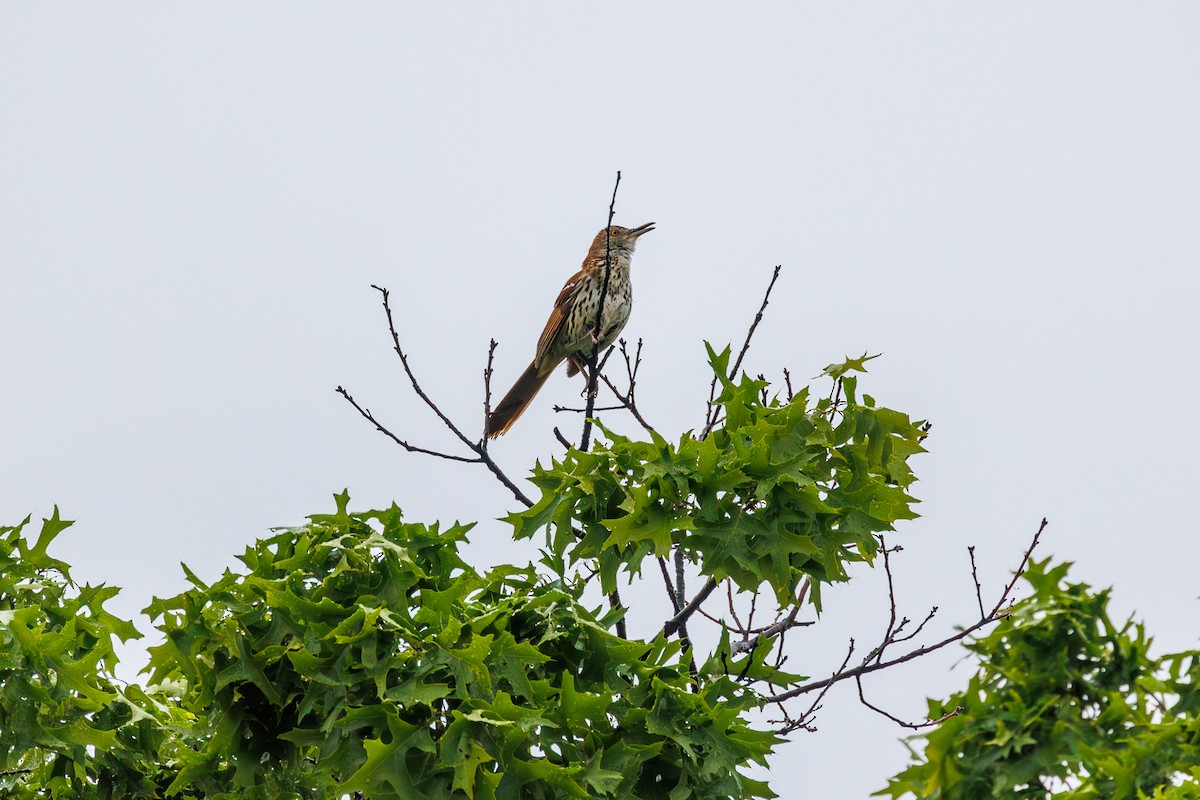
[486,222,655,438]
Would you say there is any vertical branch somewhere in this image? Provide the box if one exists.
[575,172,626,638]
[702,265,783,438]
[578,171,622,453]
[481,339,498,443]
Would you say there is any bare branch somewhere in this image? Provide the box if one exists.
[658,555,682,612]
[893,606,938,644]
[766,518,1047,705]
[481,338,498,442]
[552,427,573,450]
[554,403,626,414]
[727,263,782,385]
[342,287,536,509]
[990,518,1047,617]
[783,368,795,401]
[370,284,475,450]
[828,376,844,423]
[569,172,628,634]
[608,586,628,639]
[663,577,718,636]
[727,581,744,632]
[968,545,986,621]
[589,339,658,434]
[336,387,480,464]
[775,639,855,734]
[703,265,783,438]
[876,537,900,664]
[598,375,657,434]
[732,579,813,655]
[856,675,962,730]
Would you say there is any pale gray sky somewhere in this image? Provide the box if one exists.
[3,4,1198,796]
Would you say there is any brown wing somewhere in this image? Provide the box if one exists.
[534,269,584,371]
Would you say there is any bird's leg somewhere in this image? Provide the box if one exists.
[570,354,599,397]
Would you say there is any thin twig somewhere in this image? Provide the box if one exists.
[552,427,573,450]
[874,538,901,665]
[336,388,480,463]
[598,374,657,434]
[968,545,986,621]
[767,519,1047,704]
[990,518,1048,617]
[727,581,744,632]
[371,284,475,450]
[783,368,795,401]
[481,339,497,444]
[893,606,938,644]
[775,639,855,734]
[702,265,783,438]
[554,403,626,414]
[731,579,812,655]
[828,377,843,423]
[341,287,534,508]
[856,675,962,730]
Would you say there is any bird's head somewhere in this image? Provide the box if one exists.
[590,222,655,255]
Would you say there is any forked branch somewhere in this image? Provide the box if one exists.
[338,285,533,508]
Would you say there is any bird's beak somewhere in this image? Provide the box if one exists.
[629,222,656,238]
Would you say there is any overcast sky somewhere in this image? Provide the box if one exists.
[3,4,1198,796]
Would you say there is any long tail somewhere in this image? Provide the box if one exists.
[487,361,552,438]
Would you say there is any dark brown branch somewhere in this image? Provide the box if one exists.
[702,265,783,438]
[727,581,744,632]
[554,403,626,414]
[968,545,986,620]
[598,374,657,435]
[893,606,938,644]
[658,555,682,612]
[592,338,657,435]
[775,639,855,734]
[767,518,1047,704]
[371,284,475,450]
[872,538,901,665]
[674,548,686,609]
[341,287,534,508]
[666,547,700,676]
[856,675,962,730]
[664,577,718,636]
[731,578,812,655]
[336,387,480,463]
[552,427,573,450]
[783,368,795,401]
[990,518,1047,617]
[572,172,628,635]
[827,376,844,423]
[608,586,628,639]
[481,339,497,441]
[725,264,781,388]
[579,171,621,453]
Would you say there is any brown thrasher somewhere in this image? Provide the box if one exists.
[486,222,655,438]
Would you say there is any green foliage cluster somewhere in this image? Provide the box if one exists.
[0,512,191,798]
[880,559,1200,799]
[143,492,777,799]
[14,346,1192,799]
[509,348,924,612]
